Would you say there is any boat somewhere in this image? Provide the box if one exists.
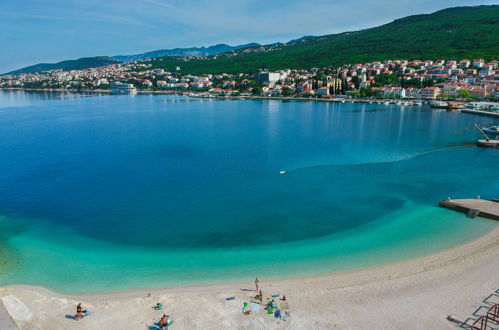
[430,101,448,109]
[477,139,499,149]
[447,101,465,110]
[482,125,499,135]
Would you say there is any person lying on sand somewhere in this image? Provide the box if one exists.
[159,314,172,329]
[159,314,168,327]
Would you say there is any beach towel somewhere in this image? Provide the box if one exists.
[274,310,281,318]
[250,302,260,313]
[280,302,289,310]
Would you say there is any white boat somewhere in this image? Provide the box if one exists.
[430,101,448,108]
[482,125,499,135]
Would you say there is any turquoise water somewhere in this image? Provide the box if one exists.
[0,90,497,294]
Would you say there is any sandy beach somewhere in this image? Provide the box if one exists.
[0,223,497,329]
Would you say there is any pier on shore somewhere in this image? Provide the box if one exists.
[439,198,499,221]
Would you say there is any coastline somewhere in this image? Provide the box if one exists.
[3,87,499,116]
[1,222,497,329]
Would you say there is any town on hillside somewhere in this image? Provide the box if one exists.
[1,58,498,102]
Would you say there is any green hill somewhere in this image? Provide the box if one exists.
[147,5,499,75]
[5,56,120,75]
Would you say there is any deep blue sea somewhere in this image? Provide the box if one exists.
[0,90,497,293]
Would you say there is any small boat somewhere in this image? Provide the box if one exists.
[279,170,286,174]
[482,125,499,135]
[430,101,448,109]
[477,139,499,148]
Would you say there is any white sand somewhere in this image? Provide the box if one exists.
[1,224,498,330]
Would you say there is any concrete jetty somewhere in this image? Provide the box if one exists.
[439,198,499,221]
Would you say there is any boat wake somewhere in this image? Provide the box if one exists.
[280,143,474,174]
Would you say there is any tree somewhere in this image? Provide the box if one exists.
[251,86,263,95]
[281,87,294,97]
[351,75,360,89]
[458,89,472,99]
[350,91,361,98]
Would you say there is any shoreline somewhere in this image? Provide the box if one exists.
[1,222,497,329]
[3,87,499,107]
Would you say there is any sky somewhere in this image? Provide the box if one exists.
[0,0,496,73]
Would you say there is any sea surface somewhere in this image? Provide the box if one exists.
[0,90,497,294]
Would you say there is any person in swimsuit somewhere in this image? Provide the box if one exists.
[255,277,260,292]
[159,314,168,327]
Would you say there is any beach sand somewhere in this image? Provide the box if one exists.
[1,224,498,330]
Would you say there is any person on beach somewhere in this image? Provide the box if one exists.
[255,277,260,292]
[76,303,87,319]
[159,314,168,327]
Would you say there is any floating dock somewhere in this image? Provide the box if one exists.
[439,198,499,221]
[461,109,499,118]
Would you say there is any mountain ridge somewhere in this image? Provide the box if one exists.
[142,5,499,75]
[5,56,120,75]
[4,5,498,76]
[112,43,260,62]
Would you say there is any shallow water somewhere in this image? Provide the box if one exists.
[0,90,497,293]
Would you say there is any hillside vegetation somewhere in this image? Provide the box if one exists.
[5,56,120,75]
[146,5,499,75]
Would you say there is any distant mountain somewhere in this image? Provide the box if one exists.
[113,43,260,62]
[5,6,498,76]
[287,35,315,43]
[144,5,499,75]
[5,56,120,75]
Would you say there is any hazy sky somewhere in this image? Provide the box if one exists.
[0,0,496,73]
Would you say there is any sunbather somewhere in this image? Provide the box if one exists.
[159,314,168,327]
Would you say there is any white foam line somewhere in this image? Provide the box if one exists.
[283,144,473,173]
